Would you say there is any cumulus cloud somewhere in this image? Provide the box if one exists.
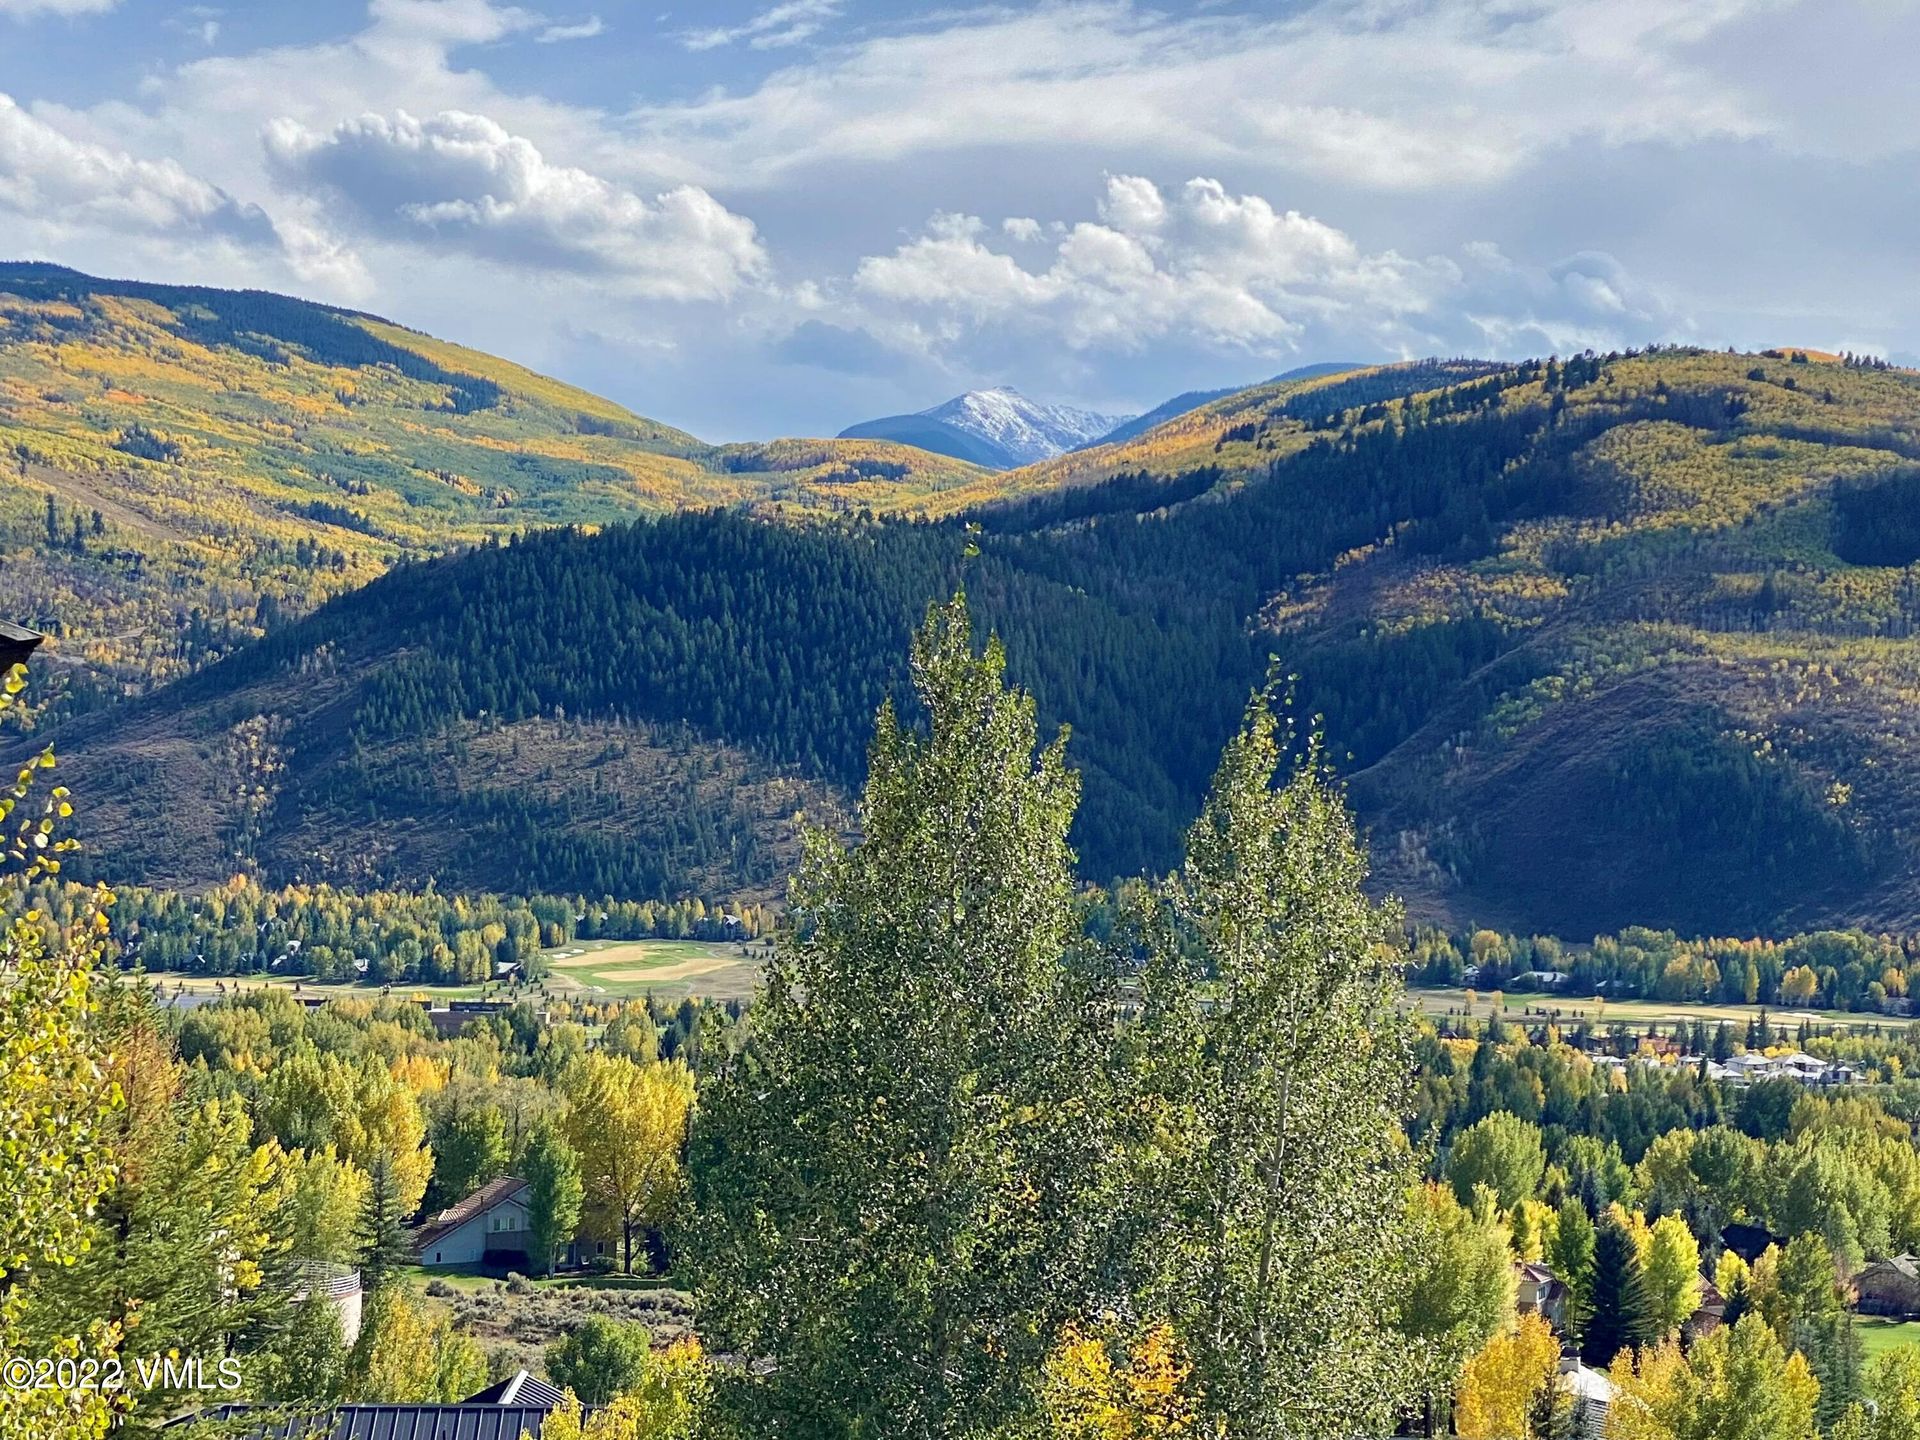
[263,108,768,299]
[852,175,1677,362]
[681,0,839,53]
[0,92,277,246]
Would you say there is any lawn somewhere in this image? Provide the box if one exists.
[541,938,765,1002]
[1404,986,1899,1034]
[1855,1317,1920,1361]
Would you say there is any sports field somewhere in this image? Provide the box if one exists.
[541,938,765,1002]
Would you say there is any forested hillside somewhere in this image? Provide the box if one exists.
[20,342,1920,936]
[0,263,985,721]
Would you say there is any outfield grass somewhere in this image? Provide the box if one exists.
[1405,985,1899,1033]
[541,938,765,1002]
[1855,1317,1920,1360]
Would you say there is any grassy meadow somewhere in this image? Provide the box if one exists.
[1403,985,1901,1035]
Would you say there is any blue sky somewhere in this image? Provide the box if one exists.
[4,0,1918,440]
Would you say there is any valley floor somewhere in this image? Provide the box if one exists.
[1403,985,1899,1033]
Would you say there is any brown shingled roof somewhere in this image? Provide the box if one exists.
[411,1176,529,1252]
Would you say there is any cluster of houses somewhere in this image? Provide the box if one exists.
[1584,1047,1861,1087]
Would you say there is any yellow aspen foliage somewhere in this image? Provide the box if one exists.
[1456,1311,1560,1439]
[1605,1340,1692,1440]
[565,1055,695,1273]
[0,667,125,1439]
[391,1052,447,1097]
[1043,1321,1198,1440]
[534,1337,709,1440]
[348,1286,487,1403]
[1606,1316,1818,1440]
[1714,1250,1750,1302]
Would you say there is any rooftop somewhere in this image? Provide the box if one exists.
[412,1175,529,1251]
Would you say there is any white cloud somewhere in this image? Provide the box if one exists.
[537,15,603,42]
[0,91,277,246]
[630,0,1795,192]
[852,175,1678,361]
[681,0,839,53]
[264,108,768,299]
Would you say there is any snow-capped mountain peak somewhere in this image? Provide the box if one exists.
[837,386,1133,470]
[925,388,1125,465]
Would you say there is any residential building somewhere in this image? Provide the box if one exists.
[412,1176,533,1268]
[1515,1260,1568,1329]
[169,1371,564,1435]
[1855,1255,1920,1318]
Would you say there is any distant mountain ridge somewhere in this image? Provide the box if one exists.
[1076,364,1360,450]
[0,262,992,718]
[839,387,1129,469]
[35,346,1920,940]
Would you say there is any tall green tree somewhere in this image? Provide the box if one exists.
[1548,1198,1596,1337]
[546,1317,655,1405]
[1641,1213,1703,1336]
[1398,1184,1517,1431]
[684,594,1124,1440]
[429,1105,508,1209]
[357,1153,411,1292]
[1583,1217,1656,1366]
[1135,696,1417,1439]
[524,1119,585,1278]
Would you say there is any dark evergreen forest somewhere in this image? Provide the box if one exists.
[76,352,1852,906]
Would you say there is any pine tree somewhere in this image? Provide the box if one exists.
[357,1152,411,1291]
[1583,1218,1655,1366]
[1798,1311,1864,1430]
[1722,1271,1752,1328]
[1549,1199,1596,1338]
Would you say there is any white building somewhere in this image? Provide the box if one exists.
[1706,1050,1858,1087]
[412,1176,534,1268]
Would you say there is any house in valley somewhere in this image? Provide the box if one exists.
[1515,1260,1569,1329]
[1855,1255,1920,1318]
[412,1176,533,1268]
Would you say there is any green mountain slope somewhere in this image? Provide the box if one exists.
[0,263,986,720]
[22,342,1920,936]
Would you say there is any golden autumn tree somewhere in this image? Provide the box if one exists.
[537,1336,709,1440]
[566,1054,694,1273]
[1606,1315,1818,1440]
[1455,1312,1560,1440]
[0,665,124,1440]
[1043,1321,1198,1440]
